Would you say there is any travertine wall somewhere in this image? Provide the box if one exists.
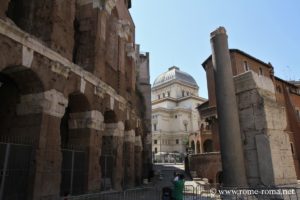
[235,71,297,186]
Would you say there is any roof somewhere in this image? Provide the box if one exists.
[201,49,273,69]
[153,66,198,88]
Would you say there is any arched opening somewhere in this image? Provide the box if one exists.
[203,139,213,153]
[216,171,223,184]
[0,67,44,200]
[196,141,201,154]
[190,140,195,154]
[6,0,27,29]
[60,93,91,196]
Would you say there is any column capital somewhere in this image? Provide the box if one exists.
[124,130,135,142]
[68,110,104,131]
[103,121,124,136]
[135,135,143,148]
[17,89,68,118]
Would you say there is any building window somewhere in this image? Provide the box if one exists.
[182,90,185,97]
[153,124,157,131]
[187,92,189,96]
[167,91,170,97]
[158,95,160,99]
[184,124,188,131]
[291,143,295,154]
[154,148,157,153]
[163,93,165,98]
[259,67,263,76]
[176,139,179,144]
[175,115,177,119]
[154,140,157,144]
[244,61,249,71]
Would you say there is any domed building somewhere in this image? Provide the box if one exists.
[151,66,207,162]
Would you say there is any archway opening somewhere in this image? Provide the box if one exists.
[196,141,201,154]
[0,67,44,200]
[203,139,213,153]
[60,93,91,196]
[190,140,195,154]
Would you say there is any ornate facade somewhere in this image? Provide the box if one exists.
[151,66,206,162]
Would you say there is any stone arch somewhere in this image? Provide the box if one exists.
[203,139,213,153]
[0,66,44,137]
[60,92,93,196]
[0,66,45,199]
[196,140,201,154]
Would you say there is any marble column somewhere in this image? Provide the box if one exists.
[210,27,247,187]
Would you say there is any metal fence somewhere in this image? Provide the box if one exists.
[62,187,161,200]
[63,184,300,200]
[0,142,34,200]
[60,148,87,196]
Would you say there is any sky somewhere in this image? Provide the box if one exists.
[130,0,300,98]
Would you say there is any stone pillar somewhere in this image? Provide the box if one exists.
[102,121,124,191]
[68,110,104,191]
[142,133,152,180]
[124,130,135,188]
[75,0,117,76]
[16,89,68,200]
[210,27,247,187]
[134,135,143,185]
[234,71,297,185]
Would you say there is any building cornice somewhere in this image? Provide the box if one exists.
[152,95,207,105]
[151,79,199,91]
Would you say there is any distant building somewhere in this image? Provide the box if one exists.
[151,66,207,162]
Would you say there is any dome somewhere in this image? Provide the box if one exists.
[153,66,198,87]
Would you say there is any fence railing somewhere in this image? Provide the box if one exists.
[62,187,161,200]
[60,183,300,200]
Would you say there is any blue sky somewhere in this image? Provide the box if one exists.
[130,0,300,98]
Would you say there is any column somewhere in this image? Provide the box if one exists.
[124,130,135,188]
[210,27,247,187]
[134,135,143,185]
[16,89,68,200]
[68,110,104,191]
[102,121,124,191]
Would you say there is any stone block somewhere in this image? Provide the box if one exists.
[255,134,275,185]
[239,107,255,131]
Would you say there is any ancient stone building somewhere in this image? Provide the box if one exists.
[151,66,207,162]
[0,0,151,199]
[189,47,300,185]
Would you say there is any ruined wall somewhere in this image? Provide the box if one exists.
[235,71,297,186]
[0,0,150,199]
[188,153,222,183]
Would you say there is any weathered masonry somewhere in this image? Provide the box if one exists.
[0,0,151,199]
[189,27,300,187]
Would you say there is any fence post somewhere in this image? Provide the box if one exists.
[70,150,75,195]
[0,144,10,200]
